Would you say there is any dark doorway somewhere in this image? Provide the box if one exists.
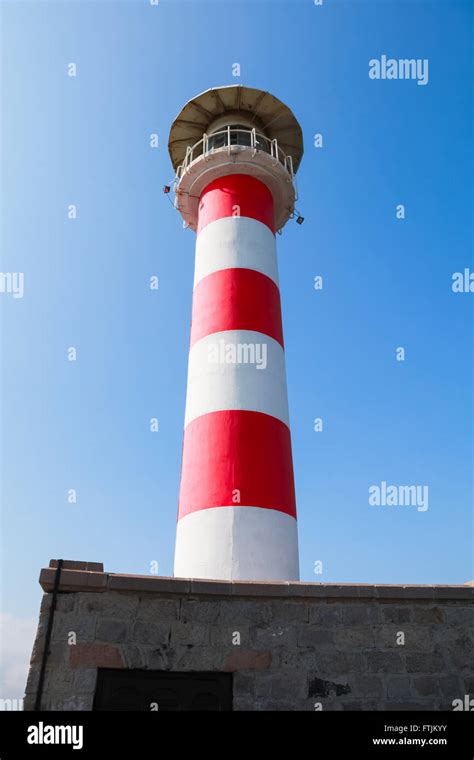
[93,669,233,711]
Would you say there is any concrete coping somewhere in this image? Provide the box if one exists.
[49,560,104,572]
[38,561,474,601]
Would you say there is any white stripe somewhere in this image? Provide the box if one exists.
[184,330,290,428]
[194,215,279,288]
[174,506,299,581]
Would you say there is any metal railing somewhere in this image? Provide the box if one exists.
[175,127,295,182]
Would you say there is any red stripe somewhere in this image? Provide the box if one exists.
[178,410,297,520]
[197,174,275,235]
[190,267,284,348]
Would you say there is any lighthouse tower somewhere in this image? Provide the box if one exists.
[168,85,303,581]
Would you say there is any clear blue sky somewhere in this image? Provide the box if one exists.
[1,0,473,641]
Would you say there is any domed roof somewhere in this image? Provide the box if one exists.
[168,85,304,174]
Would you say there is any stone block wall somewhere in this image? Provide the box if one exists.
[24,562,474,711]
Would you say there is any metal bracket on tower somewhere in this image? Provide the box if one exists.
[251,128,257,158]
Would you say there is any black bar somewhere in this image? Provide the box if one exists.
[0,710,472,758]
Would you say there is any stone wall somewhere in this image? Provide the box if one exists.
[24,561,474,711]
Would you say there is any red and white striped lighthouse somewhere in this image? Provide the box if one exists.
[168,86,303,581]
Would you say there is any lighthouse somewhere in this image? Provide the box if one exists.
[168,85,303,581]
